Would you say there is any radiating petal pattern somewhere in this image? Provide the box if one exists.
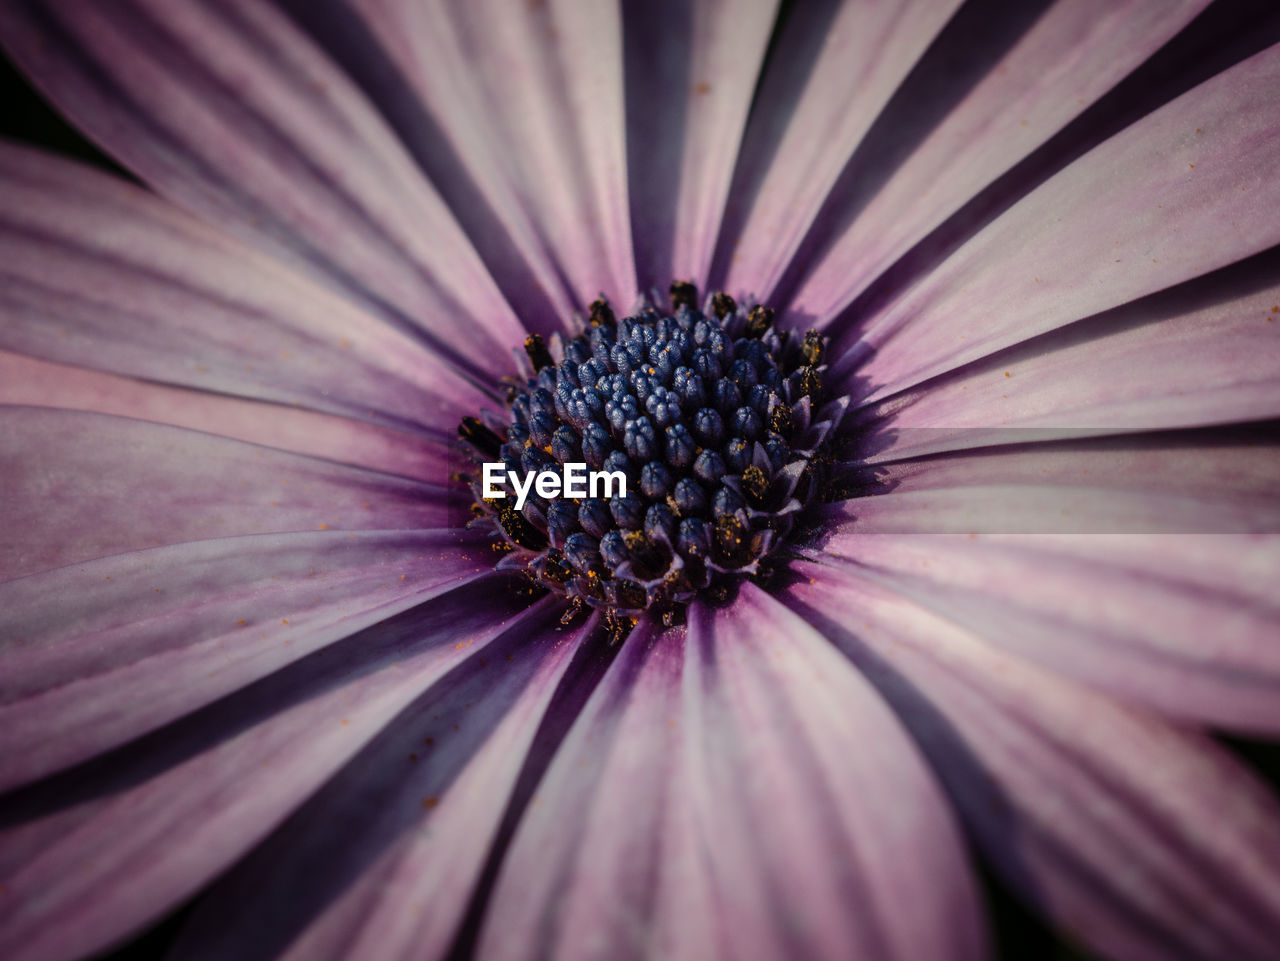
[168,605,595,961]
[803,528,1280,733]
[716,0,964,297]
[0,0,525,376]
[0,141,490,431]
[0,527,491,789]
[479,586,985,961]
[786,0,1210,324]
[624,0,779,291]
[0,3,1278,961]
[0,408,456,579]
[479,619,721,961]
[0,578,538,961]
[826,429,1280,534]
[832,43,1280,402]
[788,566,1280,961]
[334,0,635,325]
[846,252,1280,460]
[0,352,445,481]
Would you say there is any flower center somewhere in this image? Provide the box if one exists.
[458,282,846,635]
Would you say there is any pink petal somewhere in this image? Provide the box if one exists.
[0,142,489,430]
[825,429,1280,534]
[0,0,524,375]
[166,604,595,961]
[0,407,457,579]
[340,0,636,319]
[716,0,963,299]
[0,579,538,961]
[625,0,779,291]
[788,0,1210,324]
[479,620,718,961]
[804,529,1280,733]
[847,254,1280,459]
[833,43,1280,402]
[788,567,1280,961]
[0,352,447,481]
[0,527,493,790]
[479,587,985,961]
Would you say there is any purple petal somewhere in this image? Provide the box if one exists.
[832,43,1280,402]
[0,352,449,481]
[824,429,1280,535]
[479,587,985,961]
[0,142,490,431]
[0,1,525,376]
[716,0,963,299]
[335,0,636,316]
[0,578,536,961]
[788,566,1280,961]
[0,527,494,790]
[0,407,456,579]
[803,527,1280,733]
[166,602,591,961]
[846,254,1280,459]
[479,619,718,961]
[625,0,778,291]
[788,0,1210,324]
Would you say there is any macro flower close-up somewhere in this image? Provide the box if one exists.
[3,1,1280,959]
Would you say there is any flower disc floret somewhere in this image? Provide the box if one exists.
[459,283,848,629]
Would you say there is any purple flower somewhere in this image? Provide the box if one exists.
[2,2,1279,960]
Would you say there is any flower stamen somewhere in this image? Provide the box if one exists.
[457,283,848,629]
